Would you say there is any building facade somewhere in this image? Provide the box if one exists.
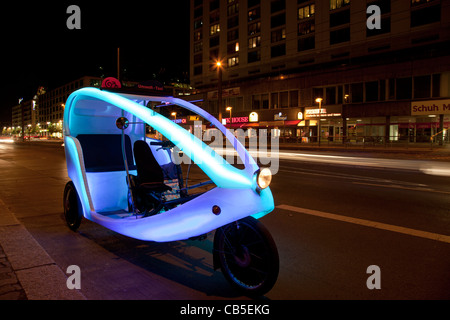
[37,76,103,137]
[189,0,450,143]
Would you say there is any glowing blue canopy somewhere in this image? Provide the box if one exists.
[63,88,274,242]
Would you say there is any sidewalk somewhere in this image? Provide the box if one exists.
[0,198,85,300]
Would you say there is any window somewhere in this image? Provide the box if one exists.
[194,30,203,41]
[194,66,203,76]
[351,83,363,103]
[280,91,289,108]
[194,42,203,53]
[290,90,299,108]
[228,16,239,28]
[271,92,279,108]
[330,0,350,10]
[248,0,260,8]
[194,6,203,19]
[298,20,315,35]
[298,36,315,51]
[248,21,261,35]
[414,75,431,99]
[227,29,239,41]
[228,56,239,67]
[271,13,286,28]
[210,48,219,62]
[248,7,261,21]
[194,19,203,30]
[396,78,412,100]
[326,87,337,105]
[210,0,220,11]
[210,23,220,35]
[388,78,395,100]
[411,5,440,27]
[271,44,286,58]
[366,17,390,37]
[330,27,350,44]
[411,0,437,6]
[262,94,269,109]
[365,81,379,102]
[432,74,441,97]
[271,0,285,13]
[330,9,350,27]
[248,50,261,63]
[248,36,261,48]
[227,42,240,54]
[210,10,220,23]
[210,36,220,47]
[298,4,315,19]
[370,0,391,13]
[194,53,203,64]
[228,2,239,16]
[271,28,286,43]
[252,95,261,110]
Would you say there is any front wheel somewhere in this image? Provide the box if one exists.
[214,216,279,297]
[63,181,83,231]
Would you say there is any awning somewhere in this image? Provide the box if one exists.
[283,120,301,126]
[225,123,260,129]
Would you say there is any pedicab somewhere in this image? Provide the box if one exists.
[62,84,278,296]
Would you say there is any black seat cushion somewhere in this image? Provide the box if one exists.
[133,140,172,193]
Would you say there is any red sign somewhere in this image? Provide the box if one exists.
[101,77,122,89]
[224,117,249,124]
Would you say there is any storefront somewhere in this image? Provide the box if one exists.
[302,105,343,143]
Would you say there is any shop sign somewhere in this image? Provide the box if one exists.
[305,108,341,118]
[274,114,287,121]
[249,112,259,122]
[224,116,249,124]
[172,118,187,124]
[411,99,450,115]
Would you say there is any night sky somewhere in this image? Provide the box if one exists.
[0,1,190,124]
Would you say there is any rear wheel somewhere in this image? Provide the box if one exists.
[214,216,279,297]
[63,181,83,231]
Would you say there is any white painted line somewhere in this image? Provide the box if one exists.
[277,204,450,244]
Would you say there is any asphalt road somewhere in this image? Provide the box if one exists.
[0,141,449,300]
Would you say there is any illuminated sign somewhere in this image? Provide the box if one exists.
[411,99,450,115]
[305,108,341,118]
[249,112,258,122]
[172,118,187,124]
[101,77,121,89]
[297,112,303,120]
[224,117,249,124]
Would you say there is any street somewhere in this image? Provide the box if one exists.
[0,141,449,300]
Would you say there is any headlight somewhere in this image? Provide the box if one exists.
[257,168,272,190]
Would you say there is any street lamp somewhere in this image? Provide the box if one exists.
[216,60,223,123]
[315,98,323,146]
[171,112,177,120]
[226,106,232,126]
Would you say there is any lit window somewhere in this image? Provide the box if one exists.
[298,4,314,19]
[248,36,261,48]
[228,56,239,67]
[330,0,350,10]
[210,23,220,35]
